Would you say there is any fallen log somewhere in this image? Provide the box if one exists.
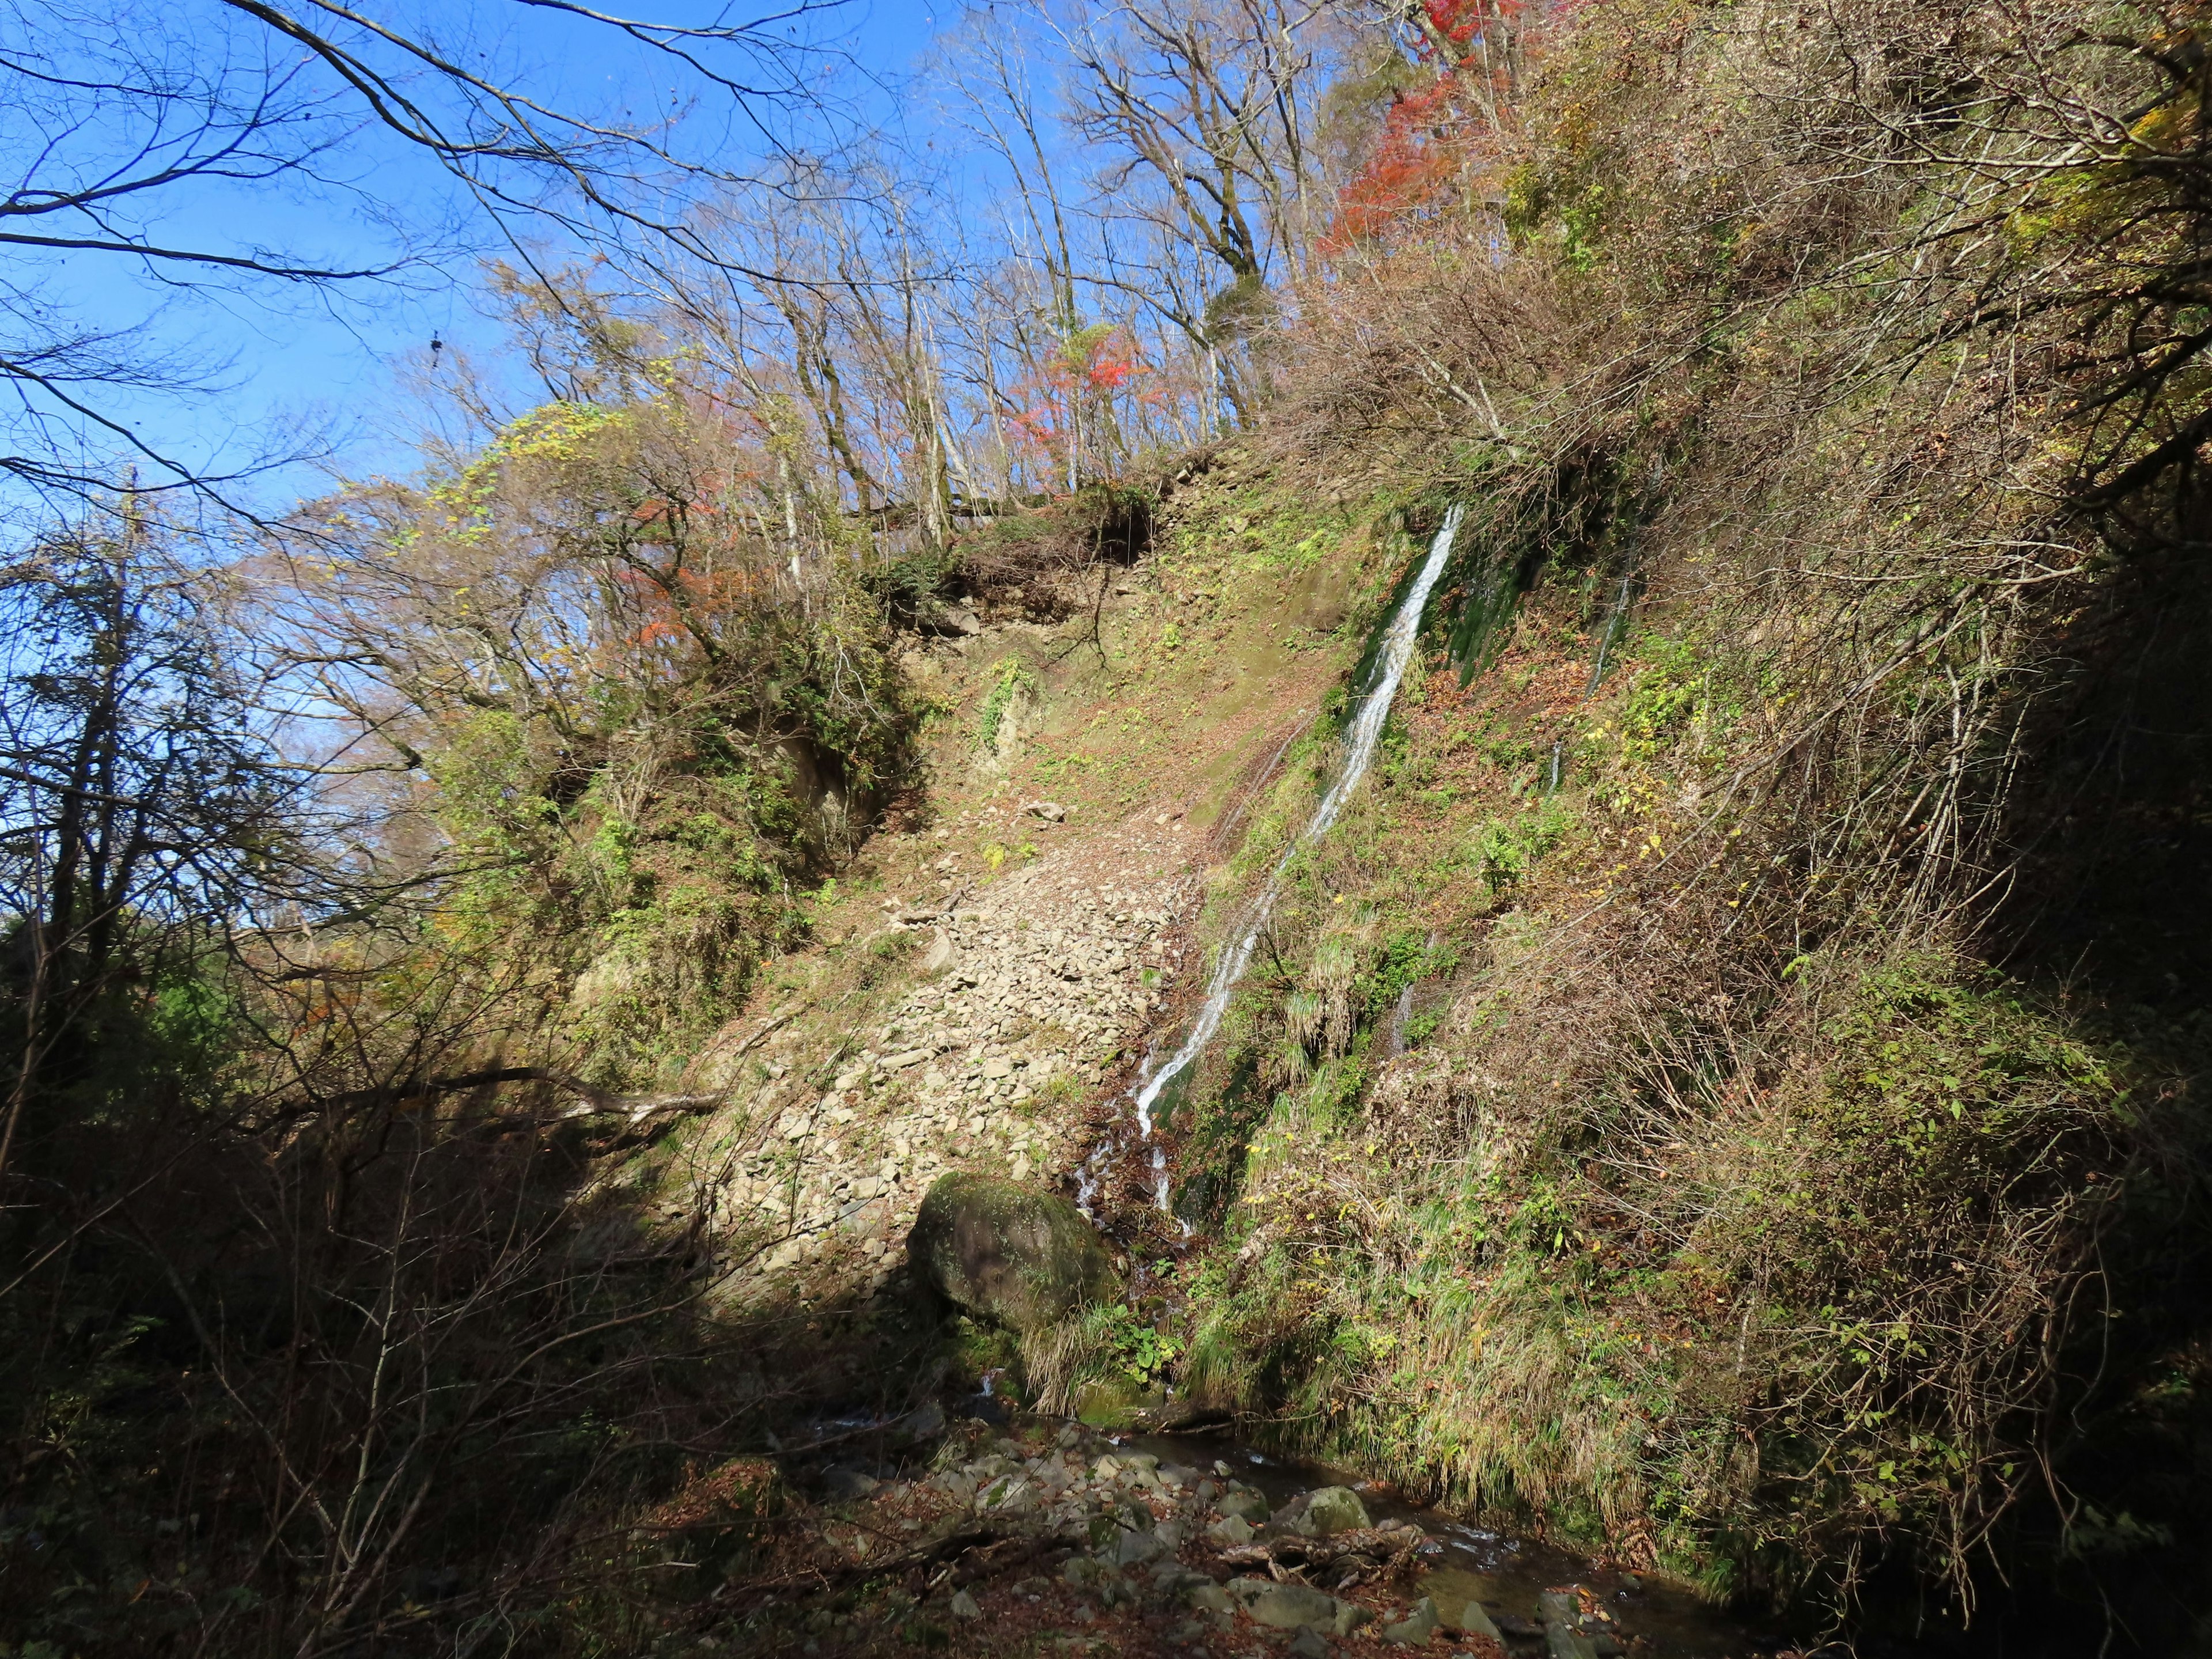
[1215,1525,1428,1590]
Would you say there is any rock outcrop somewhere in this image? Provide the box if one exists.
[908,1172,1121,1331]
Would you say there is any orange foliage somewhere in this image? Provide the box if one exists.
[1005,325,1145,482]
[1320,0,1539,255]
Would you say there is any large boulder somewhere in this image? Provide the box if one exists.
[907,1173,1120,1332]
[1272,1484,1370,1536]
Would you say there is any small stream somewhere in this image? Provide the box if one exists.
[1078,506,1469,1219]
[1071,518,1800,1654]
[1125,1427,1792,1659]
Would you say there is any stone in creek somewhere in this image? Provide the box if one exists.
[906,1172,1122,1333]
[1419,1569,1503,1641]
[1275,1484,1369,1537]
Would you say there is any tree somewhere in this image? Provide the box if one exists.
[1046,0,1336,421]
[0,0,853,512]
[0,513,324,1184]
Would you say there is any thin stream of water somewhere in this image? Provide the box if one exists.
[1078,506,1468,1218]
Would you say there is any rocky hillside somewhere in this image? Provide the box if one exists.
[9,0,2212,1654]
[628,0,2212,1633]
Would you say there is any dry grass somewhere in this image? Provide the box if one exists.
[1159,0,2210,1623]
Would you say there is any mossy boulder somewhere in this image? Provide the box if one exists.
[908,1173,1120,1332]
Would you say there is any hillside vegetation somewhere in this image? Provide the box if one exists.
[5,0,2211,1654]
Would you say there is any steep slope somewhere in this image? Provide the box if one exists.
[672,0,2212,1642]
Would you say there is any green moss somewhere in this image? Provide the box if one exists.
[976,655,1037,751]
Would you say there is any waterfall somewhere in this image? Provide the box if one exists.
[1078,505,1468,1218]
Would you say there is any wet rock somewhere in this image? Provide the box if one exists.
[1541,1593,1604,1659]
[1273,1484,1369,1537]
[907,1172,1120,1332]
[1383,1596,1441,1645]
[1434,1590,1501,1641]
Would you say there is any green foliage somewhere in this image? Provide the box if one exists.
[1085,1302,1184,1388]
[1467,799,1573,895]
[976,655,1037,751]
[862,543,962,627]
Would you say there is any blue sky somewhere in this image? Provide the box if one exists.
[40,1,955,513]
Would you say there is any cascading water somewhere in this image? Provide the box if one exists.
[1077,505,1469,1220]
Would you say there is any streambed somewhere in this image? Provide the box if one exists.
[1120,1426,1797,1659]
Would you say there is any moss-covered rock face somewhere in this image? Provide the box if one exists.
[908,1173,1122,1332]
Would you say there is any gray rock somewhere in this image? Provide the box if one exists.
[1541,1595,1602,1659]
[1113,1526,1165,1567]
[1230,1578,1341,1631]
[1289,1631,1331,1659]
[1538,1590,1584,1627]
[916,930,957,976]
[906,1172,1121,1332]
[1182,1582,1233,1615]
[1205,1513,1254,1546]
[820,1466,880,1501]
[949,1589,980,1619]
[1383,1596,1441,1645]
[1304,1486,1372,1536]
[1442,1596,1502,1641]
[1217,1487,1270,1523]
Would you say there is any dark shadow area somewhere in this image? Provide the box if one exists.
[0,1054,963,1657]
[1956,535,2212,1657]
